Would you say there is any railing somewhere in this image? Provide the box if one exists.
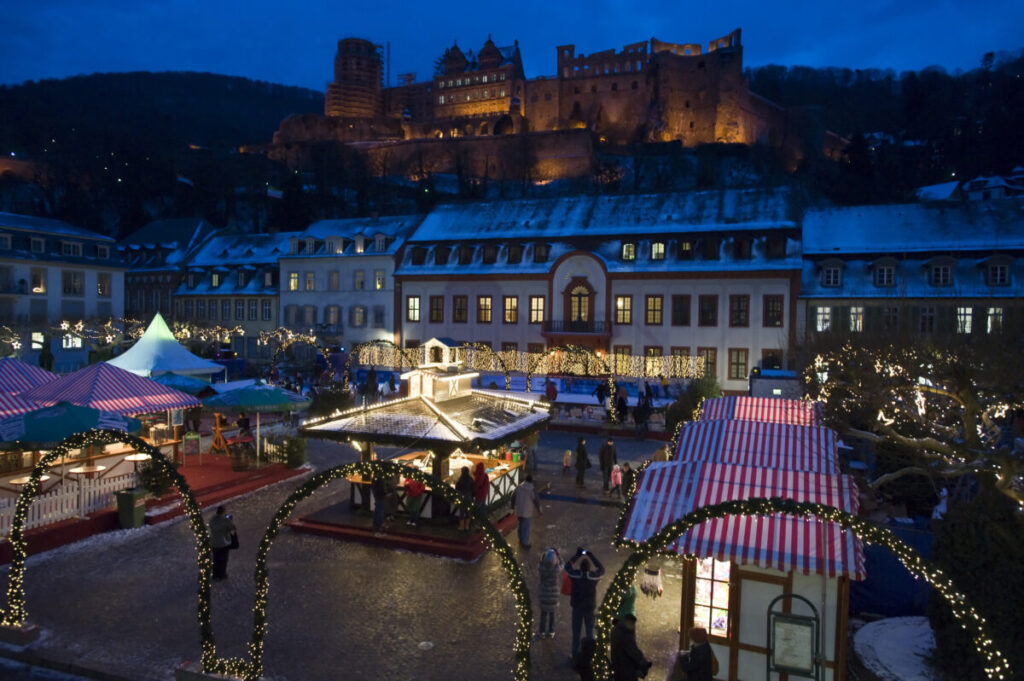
[542,320,609,334]
[0,472,136,536]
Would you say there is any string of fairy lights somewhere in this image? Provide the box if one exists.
[258,328,336,384]
[0,429,218,671]
[594,497,1012,681]
[230,459,533,681]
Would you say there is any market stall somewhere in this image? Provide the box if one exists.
[673,419,839,473]
[302,360,548,520]
[699,395,823,426]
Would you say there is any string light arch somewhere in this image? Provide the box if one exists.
[341,339,418,392]
[593,498,1011,681]
[526,345,619,423]
[229,459,533,681]
[259,328,336,385]
[0,430,226,673]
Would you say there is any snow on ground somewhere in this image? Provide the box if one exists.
[853,617,938,681]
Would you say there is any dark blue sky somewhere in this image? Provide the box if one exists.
[2,0,1022,91]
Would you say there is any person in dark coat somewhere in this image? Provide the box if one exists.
[609,614,651,681]
[537,548,563,639]
[565,547,605,662]
[675,626,714,681]
[621,462,635,498]
[208,506,236,580]
[633,395,649,440]
[615,390,628,425]
[575,637,597,681]
[455,466,475,532]
[592,381,608,406]
[473,461,490,525]
[574,438,590,489]
[598,438,617,492]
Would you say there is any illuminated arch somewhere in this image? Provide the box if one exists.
[458,341,514,391]
[238,460,533,681]
[593,498,1011,681]
[526,344,619,423]
[0,430,225,672]
[261,329,336,386]
[342,339,419,392]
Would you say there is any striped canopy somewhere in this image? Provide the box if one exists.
[0,391,42,419]
[622,461,865,579]
[700,396,823,427]
[0,358,58,394]
[20,362,200,415]
[674,420,839,473]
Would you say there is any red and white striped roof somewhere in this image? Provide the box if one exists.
[623,461,865,580]
[0,358,58,394]
[700,396,823,426]
[674,420,839,473]
[20,362,200,415]
[0,392,42,419]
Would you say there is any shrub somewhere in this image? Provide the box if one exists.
[664,375,722,434]
[137,461,175,498]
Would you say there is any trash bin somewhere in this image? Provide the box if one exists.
[115,488,147,529]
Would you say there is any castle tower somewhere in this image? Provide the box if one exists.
[325,38,383,118]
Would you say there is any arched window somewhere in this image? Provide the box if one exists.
[570,285,590,327]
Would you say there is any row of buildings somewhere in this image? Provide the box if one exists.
[2,188,1022,391]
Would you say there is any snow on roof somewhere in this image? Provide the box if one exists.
[803,200,1024,254]
[0,211,115,241]
[915,181,960,201]
[408,188,795,242]
[119,219,214,249]
[300,215,422,241]
[187,229,302,266]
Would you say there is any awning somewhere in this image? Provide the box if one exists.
[20,362,200,415]
[674,420,839,473]
[0,392,42,419]
[0,358,58,394]
[699,396,823,426]
[622,461,865,579]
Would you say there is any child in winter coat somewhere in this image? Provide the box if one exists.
[537,548,563,639]
[562,449,573,475]
[609,464,623,498]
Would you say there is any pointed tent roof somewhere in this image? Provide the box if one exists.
[106,313,225,377]
[20,362,200,415]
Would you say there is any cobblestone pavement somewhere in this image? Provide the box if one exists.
[1,430,688,681]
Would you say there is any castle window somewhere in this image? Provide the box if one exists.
[690,121,694,129]
[438,95,445,105]
[501,73,506,80]
[448,80,453,87]
[465,94,471,102]
[456,79,462,86]
[636,61,642,71]
[438,81,444,88]
[482,75,488,83]
[500,89,506,97]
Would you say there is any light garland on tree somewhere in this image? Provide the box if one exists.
[233,459,533,681]
[594,497,1012,681]
[0,430,220,674]
[342,340,419,392]
[258,327,335,385]
[172,321,245,349]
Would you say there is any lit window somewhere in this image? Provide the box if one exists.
[288,272,298,291]
[477,296,492,323]
[406,296,420,322]
[211,273,221,288]
[644,346,662,376]
[375,270,385,290]
[956,307,972,333]
[438,95,445,105]
[645,295,663,325]
[529,296,545,324]
[651,242,665,260]
[815,306,831,332]
[615,296,632,324]
[694,557,731,638]
[352,306,366,327]
[622,243,636,261]
[849,306,863,332]
[821,266,841,287]
[62,334,83,350]
[503,296,518,324]
[31,332,44,349]
[987,307,1004,333]
[97,273,111,298]
[30,269,46,294]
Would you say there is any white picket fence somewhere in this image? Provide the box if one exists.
[0,472,137,537]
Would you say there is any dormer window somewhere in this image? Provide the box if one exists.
[733,237,752,260]
[874,264,895,287]
[187,273,197,288]
[305,238,316,254]
[482,245,498,264]
[677,240,694,260]
[30,237,44,253]
[0,235,9,250]
[702,238,720,260]
[821,265,842,287]
[290,239,300,255]
[237,271,247,288]
[211,273,221,288]
[354,236,365,254]
[651,242,665,261]
[533,243,550,263]
[507,244,523,264]
[264,271,273,287]
[61,241,82,257]
[458,245,474,265]
[96,245,109,259]
[987,263,1009,286]
[622,242,636,261]
[766,235,786,259]
[930,264,951,286]
[434,246,450,265]
[411,247,427,266]
[375,235,387,251]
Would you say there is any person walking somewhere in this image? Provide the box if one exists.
[562,449,573,475]
[609,463,623,498]
[403,476,426,527]
[455,466,475,532]
[598,437,617,492]
[609,614,652,681]
[621,462,635,497]
[615,389,628,426]
[208,506,237,580]
[565,547,605,663]
[633,395,649,440]
[670,627,715,681]
[513,474,542,548]
[592,381,608,407]
[473,461,490,525]
[537,547,563,639]
[574,438,590,489]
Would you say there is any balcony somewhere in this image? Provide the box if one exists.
[542,320,607,334]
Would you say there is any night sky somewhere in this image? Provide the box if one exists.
[2,0,1022,91]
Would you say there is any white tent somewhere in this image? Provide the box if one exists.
[106,313,226,378]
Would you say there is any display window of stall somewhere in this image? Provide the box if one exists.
[694,556,731,638]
